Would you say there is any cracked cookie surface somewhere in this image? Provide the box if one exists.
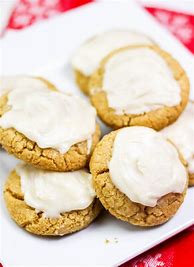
[0,92,101,171]
[4,170,102,236]
[0,125,100,171]
[89,45,190,130]
[0,76,57,149]
[90,130,187,227]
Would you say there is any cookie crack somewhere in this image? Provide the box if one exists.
[0,125,100,171]
[4,188,24,201]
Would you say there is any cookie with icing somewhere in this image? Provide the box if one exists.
[90,127,188,227]
[161,101,194,186]
[89,45,189,130]
[4,165,102,236]
[0,75,57,96]
[0,85,100,171]
[72,30,154,95]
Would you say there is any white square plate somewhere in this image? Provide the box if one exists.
[0,1,194,266]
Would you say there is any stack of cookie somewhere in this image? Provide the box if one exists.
[72,30,193,226]
[0,76,102,236]
[1,29,193,235]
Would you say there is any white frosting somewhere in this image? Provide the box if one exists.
[0,87,96,153]
[72,30,153,75]
[16,164,96,218]
[109,127,187,207]
[161,101,194,174]
[0,76,48,95]
[102,47,181,115]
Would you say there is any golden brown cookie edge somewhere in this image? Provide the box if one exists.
[74,69,90,95]
[0,124,101,172]
[4,170,102,236]
[90,129,188,227]
[89,45,190,130]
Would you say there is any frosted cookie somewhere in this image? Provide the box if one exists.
[90,126,188,227]
[161,101,194,186]
[89,45,189,130]
[0,75,56,97]
[0,76,57,148]
[0,87,100,171]
[4,164,102,236]
[0,75,57,116]
[72,30,154,94]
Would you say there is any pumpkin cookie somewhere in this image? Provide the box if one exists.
[89,45,189,130]
[90,127,188,227]
[0,75,57,96]
[161,101,194,186]
[72,30,154,95]
[4,165,102,236]
[0,87,100,171]
[0,76,57,149]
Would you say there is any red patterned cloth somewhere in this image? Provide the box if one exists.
[7,0,93,30]
[2,1,194,267]
[145,7,194,54]
[6,1,194,55]
[122,226,194,267]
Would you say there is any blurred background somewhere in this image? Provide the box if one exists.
[1,0,193,35]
